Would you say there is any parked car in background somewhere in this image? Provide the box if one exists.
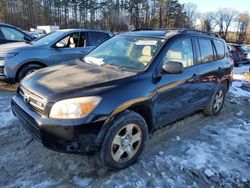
[243,45,250,63]
[0,29,113,83]
[227,43,249,66]
[0,23,35,44]
[12,29,233,169]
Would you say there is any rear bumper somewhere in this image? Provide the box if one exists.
[11,95,105,154]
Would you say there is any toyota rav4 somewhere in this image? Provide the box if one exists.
[11,29,233,169]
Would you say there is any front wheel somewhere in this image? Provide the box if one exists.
[17,64,43,82]
[99,111,148,170]
[203,85,226,116]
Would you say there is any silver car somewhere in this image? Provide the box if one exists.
[0,29,113,83]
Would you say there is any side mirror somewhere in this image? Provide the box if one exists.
[162,61,184,74]
[23,34,32,41]
[55,42,66,48]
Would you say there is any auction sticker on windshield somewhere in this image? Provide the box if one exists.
[135,40,158,46]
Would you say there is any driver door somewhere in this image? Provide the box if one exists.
[49,32,87,65]
[154,37,200,127]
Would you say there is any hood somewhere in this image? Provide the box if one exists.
[0,42,34,55]
[21,60,137,102]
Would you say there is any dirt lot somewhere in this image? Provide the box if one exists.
[0,65,250,188]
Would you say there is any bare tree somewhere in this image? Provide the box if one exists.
[183,2,198,28]
[200,12,217,32]
[215,8,238,39]
[236,12,250,43]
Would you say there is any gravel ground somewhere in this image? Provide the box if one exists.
[0,65,249,188]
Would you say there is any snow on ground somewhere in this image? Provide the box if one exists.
[0,64,250,188]
[230,64,250,97]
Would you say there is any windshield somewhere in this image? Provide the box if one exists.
[84,35,165,71]
[31,31,64,45]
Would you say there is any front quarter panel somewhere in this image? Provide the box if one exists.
[92,73,155,119]
[4,48,50,78]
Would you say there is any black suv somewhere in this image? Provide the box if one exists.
[11,29,233,169]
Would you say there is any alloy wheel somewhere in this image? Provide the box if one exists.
[111,123,142,163]
[213,89,224,112]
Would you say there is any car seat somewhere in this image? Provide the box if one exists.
[139,46,152,65]
[69,37,76,48]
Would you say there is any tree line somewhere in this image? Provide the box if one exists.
[0,0,250,43]
[0,0,190,31]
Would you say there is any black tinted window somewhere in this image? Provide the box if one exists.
[88,32,110,46]
[198,39,214,63]
[214,40,225,59]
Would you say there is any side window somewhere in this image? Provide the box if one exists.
[198,39,214,63]
[214,40,225,59]
[58,32,86,48]
[88,32,110,46]
[0,26,25,41]
[164,38,194,68]
[78,32,87,47]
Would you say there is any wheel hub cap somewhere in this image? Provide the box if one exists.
[111,123,142,163]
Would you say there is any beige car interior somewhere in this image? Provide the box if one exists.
[167,50,193,68]
[139,46,153,65]
[69,37,76,48]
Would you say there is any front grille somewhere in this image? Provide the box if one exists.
[0,66,4,76]
[12,100,42,141]
[19,86,46,115]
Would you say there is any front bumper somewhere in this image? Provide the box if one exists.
[11,95,105,154]
[0,66,15,83]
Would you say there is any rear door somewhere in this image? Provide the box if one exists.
[154,37,201,127]
[87,32,111,51]
[195,37,225,103]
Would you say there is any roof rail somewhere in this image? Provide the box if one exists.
[180,29,221,38]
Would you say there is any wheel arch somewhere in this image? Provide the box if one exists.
[95,102,154,146]
[15,61,47,81]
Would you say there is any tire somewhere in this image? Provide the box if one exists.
[203,84,226,116]
[99,110,148,170]
[17,64,43,81]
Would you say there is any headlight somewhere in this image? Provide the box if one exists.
[4,52,19,60]
[49,96,102,119]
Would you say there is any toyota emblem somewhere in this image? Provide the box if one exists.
[23,93,30,102]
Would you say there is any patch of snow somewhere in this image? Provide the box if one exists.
[176,136,181,141]
[235,111,244,117]
[0,96,15,128]
[229,81,250,97]
[204,169,214,177]
[73,176,92,187]
[233,64,250,74]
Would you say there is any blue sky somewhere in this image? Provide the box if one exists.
[179,0,250,13]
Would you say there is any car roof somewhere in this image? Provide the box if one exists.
[120,29,222,40]
[59,29,112,34]
[0,23,22,30]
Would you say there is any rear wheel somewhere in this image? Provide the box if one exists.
[99,111,148,170]
[203,85,226,116]
[17,64,43,81]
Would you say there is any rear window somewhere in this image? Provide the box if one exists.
[198,39,214,63]
[214,40,225,59]
[88,32,110,46]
